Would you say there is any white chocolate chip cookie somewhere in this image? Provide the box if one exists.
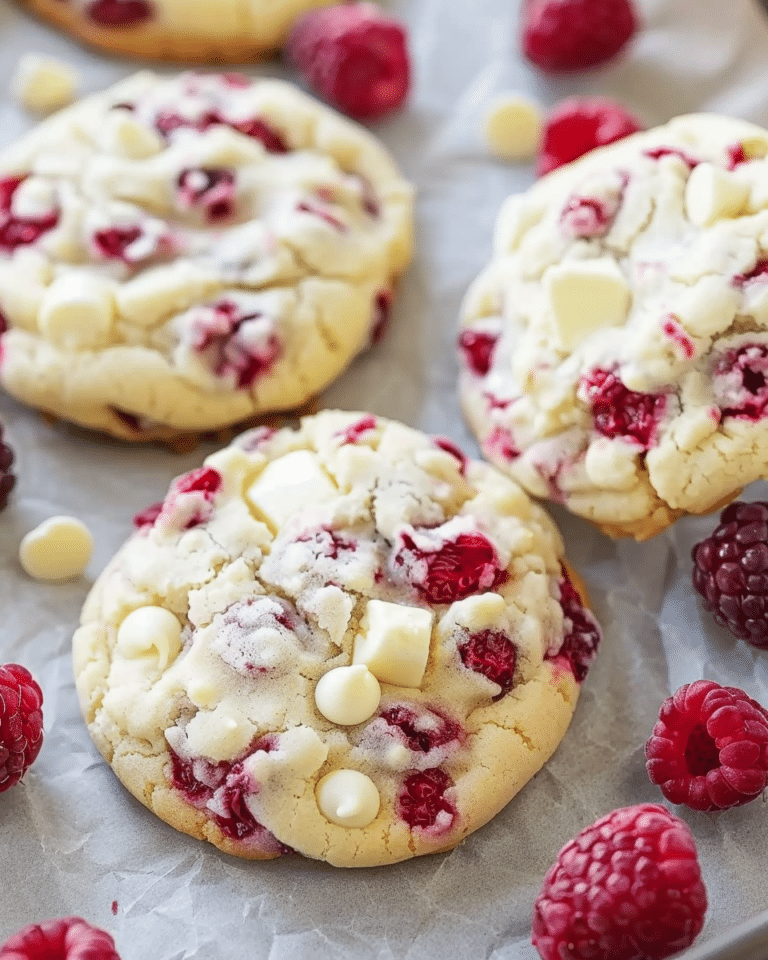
[458,114,768,540]
[0,72,412,441]
[72,410,601,867]
[16,0,336,63]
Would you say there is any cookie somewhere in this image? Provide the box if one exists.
[458,114,768,539]
[17,0,336,63]
[72,410,601,867]
[0,71,412,441]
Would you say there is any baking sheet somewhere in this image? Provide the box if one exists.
[1,0,768,957]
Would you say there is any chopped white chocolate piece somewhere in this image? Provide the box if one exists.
[484,94,543,162]
[247,726,328,781]
[316,769,380,828]
[352,599,433,688]
[544,258,631,350]
[314,664,381,726]
[19,516,93,582]
[38,273,115,346]
[12,54,78,116]
[116,606,182,669]
[183,703,254,762]
[685,162,749,227]
[98,111,164,159]
[246,450,337,528]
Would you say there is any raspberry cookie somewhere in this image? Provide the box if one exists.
[0,72,412,441]
[72,410,601,867]
[459,114,768,539]
[16,0,335,63]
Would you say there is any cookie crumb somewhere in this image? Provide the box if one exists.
[11,53,79,116]
[484,94,543,162]
[19,515,93,581]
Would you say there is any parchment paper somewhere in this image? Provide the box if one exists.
[1,0,768,957]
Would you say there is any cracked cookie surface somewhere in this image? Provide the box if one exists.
[0,72,412,441]
[459,114,768,539]
[72,410,601,867]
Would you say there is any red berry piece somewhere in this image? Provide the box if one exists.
[154,110,288,153]
[522,0,638,72]
[286,2,410,121]
[458,629,517,698]
[458,329,499,376]
[177,168,236,222]
[691,500,768,646]
[396,768,456,833]
[335,414,377,444]
[370,289,391,344]
[537,97,643,177]
[191,301,281,389]
[735,258,768,287]
[86,0,152,26]
[532,804,706,960]
[548,567,601,682]
[0,175,59,252]
[0,421,16,512]
[0,916,121,960]
[378,704,461,753]
[0,664,44,793]
[579,367,666,448]
[132,501,163,528]
[559,184,624,238]
[645,680,768,811]
[91,225,143,262]
[482,425,520,462]
[174,466,222,496]
[433,436,467,474]
[713,344,768,421]
[643,146,700,167]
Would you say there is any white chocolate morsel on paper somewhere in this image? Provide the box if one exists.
[352,599,433,688]
[545,258,631,350]
[19,516,93,581]
[246,451,337,528]
[116,606,182,669]
[314,664,381,725]
[12,53,78,115]
[316,769,381,828]
[684,163,749,227]
[484,94,543,162]
[38,274,115,347]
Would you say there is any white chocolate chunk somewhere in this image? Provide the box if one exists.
[19,516,93,582]
[316,769,380,828]
[544,258,631,350]
[98,112,164,159]
[12,54,78,116]
[183,704,254,763]
[246,450,337,528]
[352,600,433,688]
[685,162,749,227]
[38,273,115,347]
[116,606,182,669]
[484,94,543,162]
[314,665,381,726]
[247,726,328,781]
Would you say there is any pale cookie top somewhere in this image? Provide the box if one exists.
[0,72,412,440]
[459,114,768,539]
[73,410,601,868]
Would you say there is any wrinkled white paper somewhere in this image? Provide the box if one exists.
[1,0,768,956]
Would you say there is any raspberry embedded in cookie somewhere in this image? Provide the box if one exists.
[458,329,499,376]
[86,0,153,26]
[458,629,517,699]
[482,425,520,462]
[190,300,281,390]
[153,109,288,154]
[559,190,622,239]
[713,343,768,420]
[579,367,666,448]
[91,225,156,263]
[0,175,59,252]
[176,168,236,222]
[335,414,377,444]
[378,703,462,754]
[547,567,601,682]
[156,466,222,530]
[643,145,701,167]
[396,768,456,833]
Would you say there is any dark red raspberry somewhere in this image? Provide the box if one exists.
[0,664,44,792]
[132,501,163,528]
[713,343,768,421]
[286,2,410,121]
[532,804,707,960]
[458,329,499,376]
[173,466,222,496]
[379,704,461,753]
[0,916,121,960]
[0,175,59,252]
[579,367,666,448]
[0,421,16,512]
[191,301,281,389]
[177,168,236,221]
[645,680,768,811]
[522,0,638,72]
[91,226,143,262]
[537,98,643,177]
[691,501,768,647]
[86,0,152,25]
[735,258,768,287]
[335,414,377,444]
[396,768,456,833]
[458,630,517,698]
[548,567,601,682]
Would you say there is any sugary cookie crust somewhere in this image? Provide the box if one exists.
[0,71,412,441]
[459,114,768,539]
[17,0,336,63]
[72,410,601,867]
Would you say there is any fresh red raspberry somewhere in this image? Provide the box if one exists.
[645,680,768,811]
[0,916,120,960]
[532,804,707,960]
[286,3,410,121]
[0,421,16,512]
[537,97,643,177]
[0,664,43,793]
[691,501,768,647]
[522,0,639,72]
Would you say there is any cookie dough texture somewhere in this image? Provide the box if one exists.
[0,72,412,441]
[459,114,768,539]
[17,0,336,63]
[72,410,601,867]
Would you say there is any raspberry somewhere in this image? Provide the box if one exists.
[713,343,768,421]
[532,804,707,960]
[379,704,461,753]
[579,367,665,448]
[177,167,236,221]
[132,501,163,528]
[396,768,456,833]
[86,0,152,25]
[458,630,517,698]
[91,226,143,262]
[645,680,768,811]
[174,466,222,496]
[522,0,638,72]
[191,301,281,389]
[537,98,643,177]
[458,329,499,376]
[0,664,43,792]
[0,916,121,960]
[549,566,601,682]
[335,414,377,444]
[691,501,768,646]
[154,110,288,153]
[0,175,59,252]
[286,3,410,121]
[0,421,16,512]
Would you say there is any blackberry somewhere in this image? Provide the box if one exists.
[0,422,16,512]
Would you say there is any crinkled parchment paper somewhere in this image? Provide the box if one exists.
[1,0,768,956]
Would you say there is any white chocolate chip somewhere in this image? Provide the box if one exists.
[19,516,93,582]
[685,162,749,227]
[98,111,164,159]
[484,94,543,162]
[116,606,182,669]
[316,769,380,828]
[246,451,337,528]
[12,54,78,116]
[544,257,631,350]
[352,600,433,688]
[314,664,381,726]
[38,273,115,347]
